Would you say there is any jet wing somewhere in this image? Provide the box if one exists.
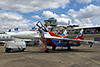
[44,36,99,45]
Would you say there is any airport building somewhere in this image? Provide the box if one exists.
[44,17,79,35]
[66,26,100,35]
[74,26,100,34]
[44,18,57,27]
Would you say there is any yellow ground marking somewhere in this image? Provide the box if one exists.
[0,46,4,48]
[76,53,100,65]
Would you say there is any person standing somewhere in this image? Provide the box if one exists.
[39,27,47,51]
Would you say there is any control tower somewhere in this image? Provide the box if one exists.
[44,17,57,27]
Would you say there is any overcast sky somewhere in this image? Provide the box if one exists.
[0,0,100,31]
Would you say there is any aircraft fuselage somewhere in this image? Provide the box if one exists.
[11,31,80,47]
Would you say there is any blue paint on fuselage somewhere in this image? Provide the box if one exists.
[47,39,79,47]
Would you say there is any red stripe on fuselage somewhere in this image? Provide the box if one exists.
[62,36,68,38]
[47,39,56,46]
[48,31,62,38]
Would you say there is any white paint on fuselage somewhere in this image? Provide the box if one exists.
[11,31,41,39]
[10,31,61,40]
[0,34,15,41]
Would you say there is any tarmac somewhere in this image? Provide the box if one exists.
[0,44,100,67]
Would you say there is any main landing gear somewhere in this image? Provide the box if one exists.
[52,46,56,50]
[67,41,71,52]
[67,46,71,51]
[45,49,49,53]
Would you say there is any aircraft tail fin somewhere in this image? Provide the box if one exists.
[31,26,37,30]
[62,30,68,36]
[75,29,83,40]
[8,29,11,32]
[14,28,18,31]
[8,28,18,32]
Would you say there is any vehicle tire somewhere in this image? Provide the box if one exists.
[5,49,11,53]
[21,48,25,52]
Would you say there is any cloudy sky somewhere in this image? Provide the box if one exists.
[0,0,100,31]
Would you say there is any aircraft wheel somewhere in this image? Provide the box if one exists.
[45,50,49,53]
[45,49,49,53]
[67,46,71,51]
[52,46,56,50]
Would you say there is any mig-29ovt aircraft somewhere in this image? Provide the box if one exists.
[11,21,98,52]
